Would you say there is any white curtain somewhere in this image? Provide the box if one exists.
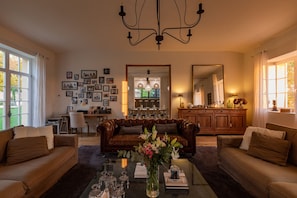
[252,52,268,127]
[32,54,46,127]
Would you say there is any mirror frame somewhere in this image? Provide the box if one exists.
[192,64,225,107]
[126,64,171,116]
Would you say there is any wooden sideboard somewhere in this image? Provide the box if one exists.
[178,108,247,135]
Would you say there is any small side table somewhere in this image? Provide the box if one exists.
[46,117,62,134]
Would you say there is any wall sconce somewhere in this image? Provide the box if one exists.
[178,94,184,108]
[122,81,128,117]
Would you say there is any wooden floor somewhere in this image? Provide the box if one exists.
[78,133,217,147]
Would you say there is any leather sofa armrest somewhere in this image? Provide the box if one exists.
[97,120,116,143]
[217,135,243,154]
[54,134,78,148]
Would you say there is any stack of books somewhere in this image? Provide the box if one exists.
[163,172,189,190]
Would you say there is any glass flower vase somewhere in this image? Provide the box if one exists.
[146,163,159,198]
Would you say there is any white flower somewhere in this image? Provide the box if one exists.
[171,147,180,160]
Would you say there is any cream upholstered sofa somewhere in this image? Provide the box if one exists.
[0,125,78,198]
[217,123,297,198]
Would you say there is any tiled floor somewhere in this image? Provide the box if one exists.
[77,133,217,147]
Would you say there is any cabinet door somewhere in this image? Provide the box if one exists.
[229,114,246,133]
[214,114,230,130]
[196,114,214,134]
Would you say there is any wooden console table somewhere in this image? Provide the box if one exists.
[178,108,246,135]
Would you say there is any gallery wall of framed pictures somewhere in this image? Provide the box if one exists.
[61,68,118,108]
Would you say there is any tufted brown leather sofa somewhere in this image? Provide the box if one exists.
[97,119,198,155]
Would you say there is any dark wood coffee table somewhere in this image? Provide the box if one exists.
[80,158,217,198]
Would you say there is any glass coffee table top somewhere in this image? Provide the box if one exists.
[80,158,217,198]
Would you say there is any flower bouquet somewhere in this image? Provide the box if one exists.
[118,125,183,197]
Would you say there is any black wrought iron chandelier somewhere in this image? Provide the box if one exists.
[119,0,205,49]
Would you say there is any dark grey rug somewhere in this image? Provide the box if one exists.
[41,146,253,198]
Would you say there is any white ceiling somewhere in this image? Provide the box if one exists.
[0,0,297,54]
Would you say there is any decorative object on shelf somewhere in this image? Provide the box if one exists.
[233,98,247,108]
[145,70,152,91]
[118,126,183,198]
[272,100,278,111]
[178,94,184,108]
[119,0,205,49]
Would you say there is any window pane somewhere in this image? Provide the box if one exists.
[268,66,275,79]
[9,54,20,72]
[21,76,29,89]
[277,78,285,93]
[20,58,30,74]
[277,65,285,78]
[20,88,29,101]
[0,50,4,69]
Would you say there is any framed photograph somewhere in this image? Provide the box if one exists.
[99,76,105,84]
[103,99,109,106]
[83,78,91,84]
[66,106,73,113]
[78,82,84,87]
[111,85,117,89]
[72,97,78,104]
[87,86,95,92]
[81,98,88,105]
[91,79,97,84]
[110,88,118,94]
[86,92,93,99]
[110,95,117,101]
[95,84,102,90]
[78,93,84,98]
[106,78,114,84]
[103,85,109,92]
[92,92,102,102]
[103,93,109,98]
[81,70,97,79]
[66,71,73,79]
[66,91,73,97]
[74,74,79,80]
[62,81,78,90]
[103,68,110,75]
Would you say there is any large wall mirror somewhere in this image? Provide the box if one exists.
[126,65,171,117]
[192,64,225,107]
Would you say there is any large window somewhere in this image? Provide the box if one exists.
[265,52,296,112]
[0,44,33,129]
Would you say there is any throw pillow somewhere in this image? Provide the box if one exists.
[6,136,49,165]
[14,125,54,150]
[155,123,178,134]
[247,132,291,166]
[118,125,143,135]
[239,126,286,150]
[0,129,13,162]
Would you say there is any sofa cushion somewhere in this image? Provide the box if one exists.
[0,128,13,162]
[155,123,178,134]
[6,136,49,165]
[240,126,286,150]
[0,180,27,198]
[118,125,143,135]
[269,182,297,198]
[14,125,54,150]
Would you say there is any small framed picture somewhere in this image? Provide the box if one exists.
[95,84,102,90]
[99,77,105,84]
[66,71,73,79]
[92,92,102,102]
[83,79,91,84]
[86,92,93,99]
[110,88,118,94]
[78,82,84,87]
[91,79,97,84]
[72,97,78,104]
[66,106,73,113]
[81,70,97,79]
[78,93,84,98]
[103,85,109,92]
[106,78,114,84]
[66,91,73,97]
[111,85,117,89]
[74,74,79,80]
[103,99,109,106]
[110,95,117,101]
[81,98,88,105]
[87,86,95,92]
[103,93,109,98]
[103,68,110,75]
[62,81,78,90]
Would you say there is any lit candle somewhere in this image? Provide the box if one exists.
[121,158,128,169]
